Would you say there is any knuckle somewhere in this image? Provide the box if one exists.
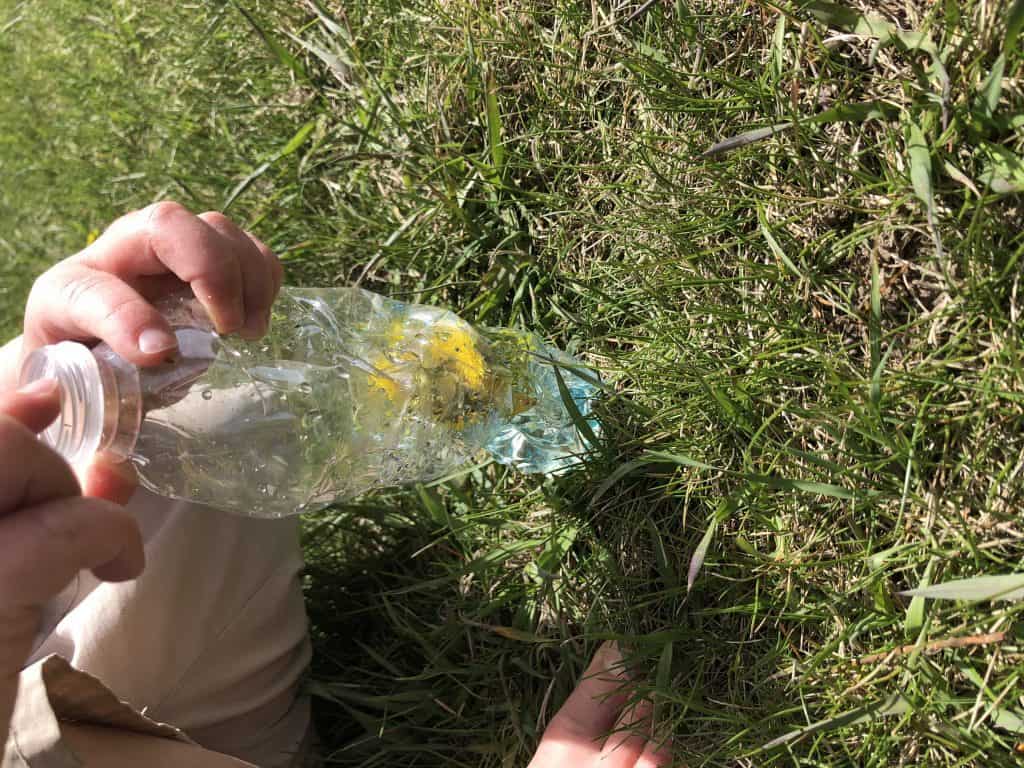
[142,201,191,272]
[27,265,55,299]
[59,270,108,310]
[198,210,232,230]
[145,200,188,228]
[26,264,66,315]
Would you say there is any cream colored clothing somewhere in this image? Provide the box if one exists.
[4,489,312,768]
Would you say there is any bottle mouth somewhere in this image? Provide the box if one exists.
[19,342,107,467]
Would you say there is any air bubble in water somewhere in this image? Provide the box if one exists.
[201,389,213,400]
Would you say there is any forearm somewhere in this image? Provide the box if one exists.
[0,335,24,394]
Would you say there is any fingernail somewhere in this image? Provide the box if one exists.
[18,378,59,397]
[138,328,178,355]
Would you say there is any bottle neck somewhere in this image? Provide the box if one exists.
[19,341,141,467]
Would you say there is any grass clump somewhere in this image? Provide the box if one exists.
[2,0,1024,764]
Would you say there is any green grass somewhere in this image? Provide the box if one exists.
[3,0,1024,764]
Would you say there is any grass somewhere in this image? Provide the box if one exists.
[2,0,1024,764]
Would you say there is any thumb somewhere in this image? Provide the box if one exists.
[79,453,138,506]
[3,379,139,505]
[0,379,61,433]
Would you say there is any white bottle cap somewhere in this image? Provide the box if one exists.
[19,341,108,467]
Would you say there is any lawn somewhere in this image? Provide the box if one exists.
[2,0,1024,765]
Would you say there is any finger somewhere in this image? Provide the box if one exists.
[244,228,284,331]
[526,728,602,768]
[79,201,246,335]
[25,262,179,367]
[199,212,275,339]
[635,738,673,768]
[245,230,284,300]
[528,642,633,767]
[0,417,80,516]
[599,697,652,766]
[79,452,138,505]
[0,494,144,609]
[550,642,632,738]
[0,379,61,433]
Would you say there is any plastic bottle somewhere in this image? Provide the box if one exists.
[19,287,599,517]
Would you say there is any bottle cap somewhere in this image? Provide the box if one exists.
[19,341,109,466]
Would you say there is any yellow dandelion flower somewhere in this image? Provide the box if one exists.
[367,356,401,403]
[424,324,486,391]
[386,319,406,346]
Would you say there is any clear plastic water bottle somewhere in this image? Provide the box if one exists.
[19,287,599,517]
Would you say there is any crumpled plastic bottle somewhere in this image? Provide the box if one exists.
[19,287,599,517]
